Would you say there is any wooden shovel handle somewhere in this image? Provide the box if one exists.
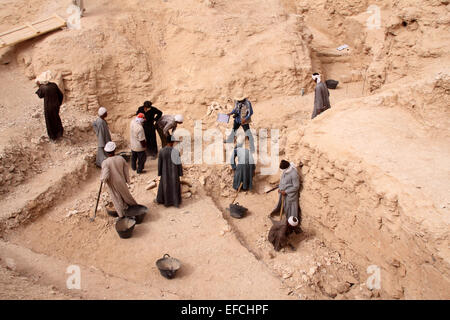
[279,195,284,221]
[232,182,243,205]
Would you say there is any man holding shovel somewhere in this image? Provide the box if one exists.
[100,141,137,218]
[269,160,302,233]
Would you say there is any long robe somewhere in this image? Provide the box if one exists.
[231,147,255,190]
[268,217,289,251]
[157,146,183,207]
[100,155,137,217]
[136,106,163,156]
[35,82,64,140]
[272,166,301,223]
[311,81,331,119]
[92,117,111,167]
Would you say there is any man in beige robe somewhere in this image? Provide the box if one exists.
[100,141,137,218]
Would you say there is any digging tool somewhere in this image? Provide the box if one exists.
[265,185,279,194]
[279,194,285,221]
[231,182,243,205]
[90,181,103,222]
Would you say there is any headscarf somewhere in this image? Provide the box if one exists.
[312,73,321,83]
[35,70,52,85]
[285,162,298,174]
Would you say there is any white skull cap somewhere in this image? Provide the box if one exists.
[98,107,107,116]
[174,114,184,122]
[104,141,116,153]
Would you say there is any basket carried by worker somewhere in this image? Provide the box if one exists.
[155,254,181,279]
[326,79,339,89]
[124,205,148,224]
[115,217,136,239]
[229,202,248,219]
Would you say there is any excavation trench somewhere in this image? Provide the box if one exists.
[0,148,370,300]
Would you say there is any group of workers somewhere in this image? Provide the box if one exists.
[35,69,331,250]
[93,101,185,214]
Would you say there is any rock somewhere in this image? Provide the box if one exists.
[181,184,190,193]
[146,181,157,190]
[308,266,317,276]
[321,281,338,298]
[337,282,351,294]
[5,258,16,271]
[66,210,79,218]
[220,190,230,197]
[182,192,192,199]
[342,274,359,284]
[199,176,207,185]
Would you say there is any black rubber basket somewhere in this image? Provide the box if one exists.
[124,205,148,224]
[229,202,248,219]
[156,254,181,279]
[115,217,136,239]
[326,79,339,89]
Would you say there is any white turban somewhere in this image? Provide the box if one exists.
[312,73,321,83]
[104,141,116,153]
[174,114,184,123]
[288,216,299,227]
[98,107,107,116]
[35,70,52,85]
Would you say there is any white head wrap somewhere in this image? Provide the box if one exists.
[288,216,299,227]
[104,141,116,153]
[174,114,184,123]
[282,162,298,176]
[312,73,321,83]
[35,70,52,85]
[98,107,107,117]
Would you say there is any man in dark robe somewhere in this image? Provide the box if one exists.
[136,101,163,158]
[311,73,331,119]
[156,135,183,207]
[35,76,64,141]
[230,136,255,191]
[93,107,112,167]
